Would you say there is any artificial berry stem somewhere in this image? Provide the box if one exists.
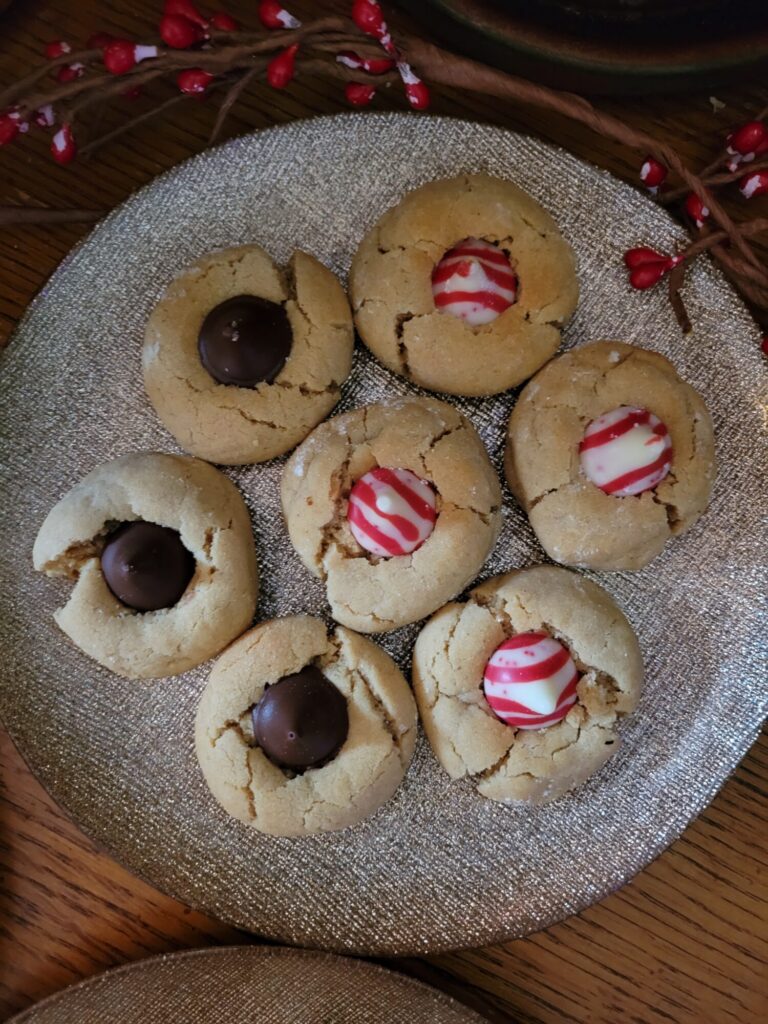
[659,159,768,204]
[0,5,764,333]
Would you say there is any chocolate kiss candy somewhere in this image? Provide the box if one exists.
[198,294,292,387]
[101,521,195,612]
[252,665,349,770]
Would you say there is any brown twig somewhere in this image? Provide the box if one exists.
[660,158,768,204]
[0,49,101,109]
[0,206,102,225]
[2,13,766,331]
[5,18,349,120]
[80,92,193,156]
[668,263,691,334]
[209,66,261,144]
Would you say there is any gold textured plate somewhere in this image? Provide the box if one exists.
[7,946,487,1023]
[0,114,765,956]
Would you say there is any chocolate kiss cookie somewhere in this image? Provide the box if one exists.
[281,397,502,633]
[144,244,354,465]
[195,615,417,837]
[33,453,259,680]
[504,341,716,570]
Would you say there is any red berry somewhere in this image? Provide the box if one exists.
[345,82,376,107]
[739,170,768,199]
[761,337,768,357]
[258,2,301,28]
[267,44,298,89]
[51,123,76,164]
[55,63,85,83]
[177,68,214,94]
[164,0,208,28]
[0,113,19,146]
[404,80,430,110]
[336,50,395,74]
[629,263,668,290]
[727,121,768,156]
[623,246,669,269]
[87,32,115,49]
[684,192,710,228]
[159,13,204,48]
[639,156,667,191]
[362,56,395,74]
[726,121,768,170]
[103,40,136,75]
[626,248,679,290]
[210,11,239,31]
[623,246,680,289]
[104,41,157,74]
[45,40,71,60]
[397,62,430,109]
[352,0,387,38]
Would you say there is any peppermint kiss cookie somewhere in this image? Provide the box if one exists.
[349,174,578,396]
[195,615,417,836]
[143,244,354,465]
[32,452,258,679]
[412,566,643,805]
[505,340,716,570]
[281,397,502,633]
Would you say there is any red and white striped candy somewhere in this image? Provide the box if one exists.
[580,406,672,497]
[431,237,517,327]
[348,467,436,558]
[483,632,579,730]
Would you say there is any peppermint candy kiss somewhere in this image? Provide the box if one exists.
[580,406,672,497]
[483,633,580,730]
[348,468,436,558]
[639,156,667,193]
[432,238,517,326]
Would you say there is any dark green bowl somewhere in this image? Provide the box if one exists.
[402,0,768,94]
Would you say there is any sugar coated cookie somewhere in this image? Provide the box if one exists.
[143,244,354,465]
[412,566,643,805]
[32,452,258,679]
[195,615,417,836]
[505,341,716,570]
[349,174,578,396]
[281,397,502,632]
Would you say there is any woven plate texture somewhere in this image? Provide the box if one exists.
[0,113,765,956]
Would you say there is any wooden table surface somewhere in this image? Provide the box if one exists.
[1,2,766,1021]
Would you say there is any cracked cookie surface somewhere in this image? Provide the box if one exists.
[281,397,503,632]
[143,244,354,465]
[349,173,578,397]
[412,566,643,805]
[32,452,259,679]
[505,341,716,570]
[195,615,417,836]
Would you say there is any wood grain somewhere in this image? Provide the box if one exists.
[0,1,766,1021]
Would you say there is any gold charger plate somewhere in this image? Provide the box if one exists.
[0,113,765,956]
[7,946,487,1023]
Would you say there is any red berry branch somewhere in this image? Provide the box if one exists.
[0,0,766,341]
